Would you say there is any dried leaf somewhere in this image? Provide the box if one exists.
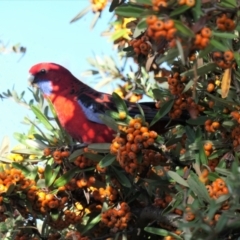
[221,68,232,98]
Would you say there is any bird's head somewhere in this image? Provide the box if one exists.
[29,62,74,96]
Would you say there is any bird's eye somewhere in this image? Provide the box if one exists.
[39,69,46,74]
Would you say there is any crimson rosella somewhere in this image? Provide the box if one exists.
[28,62,182,143]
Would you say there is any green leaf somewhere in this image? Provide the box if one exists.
[53,167,80,188]
[12,163,30,177]
[111,29,129,41]
[212,31,237,39]
[170,5,190,17]
[99,114,118,132]
[181,62,217,78]
[115,5,145,18]
[174,20,195,37]
[156,48,179,65]
[168,171,189,187]
[83,152,103,161]
[186,116,208,125]
[187,172,211,203]
[30,105,55,131]
[99,154,116,168]
[5,184,16,195]
[150,99,174,127]
[199,146,208,165]
[112,92,128,113]
[37,179,47,188]
[45,165,60,187]
[88,143,111,153]
[191,0,203,20]
[210,39,228,52]
[69,149,85,162]
[144,227,182,239]
[111,166,131,188]
[11,148,41,156]
[133,18,147,38]
[81,214,101,234]
[185,126,195,143]
[199,44,213,58]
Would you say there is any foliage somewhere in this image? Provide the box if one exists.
[1,0,240,239]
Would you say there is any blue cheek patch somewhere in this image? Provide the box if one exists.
[37,80,53,96]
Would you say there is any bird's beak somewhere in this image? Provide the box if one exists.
[28,74,36,86]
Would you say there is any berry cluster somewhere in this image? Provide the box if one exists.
[216,14,235,32]
[110,118,159,175]
[129,36,150,55]
[212,50,235,69]
[193,27,212,50]
[206,178,229,201]
[101,202,131,231]
[146,16,176,42]
[204,119,220,133]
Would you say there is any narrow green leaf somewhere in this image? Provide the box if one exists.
[37,179,47,188]
[150,99,174,127]
[181,62,217,78]
[168,171,189,187]
[12,163,30,176]
[45,165,60,187]
[210,39,228,52]
[144,227,168,237]
[212,31,237,39]
[99,154,116,168]
[88,143,111,153]
[53,167,80,188]
[111,29,129,41]
[186,116,208,125]
[111,166,131,188]
[115,5,145,18]
[187,172,211,203]
[170,5,190,17]
[174,20,195,37]
[199,146,208,165]
[81,214,101,234]
[112,92,128,113]
[99,114,118,132]
[30,105,55,131]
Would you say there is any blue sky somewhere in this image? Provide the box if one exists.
[0,0,117,147]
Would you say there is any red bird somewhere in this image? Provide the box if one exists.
[28,63,181,143]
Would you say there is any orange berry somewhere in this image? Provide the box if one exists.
[146,15,158,25]
[142,132,150,140]
[178,0,186,4]
[126,133,134,142]
[201,27,212,38]
[166,28,177,40]
[200,37,209,49]
[186,0,195,7]
[207,83,215,92]
[134,122,142,130]
[212,121,220,129]
[223,50,234,62]
[204,142,213,151]
[164,19,175,30]
[152,20,164,31]
[149,131,158,139]
[154,30,167,39]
